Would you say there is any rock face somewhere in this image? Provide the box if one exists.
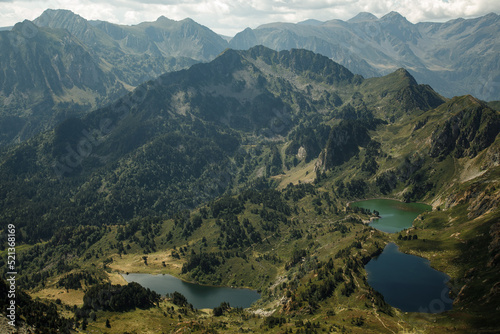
[321,121,371,169]
[1,21,113,95]
[429,96,500,159]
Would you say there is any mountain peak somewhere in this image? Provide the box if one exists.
[484,12,499,19]
[41,8,76,17]
[210,48,244,70]
[297,19,325,26]
[479,12,500,24]
[380,11,408,23]
[35,8,86,23]
[348,12,378,23]
[10,20,40,37]
[394,68,418,85]
[12,19,36,31]
[181,18,196,24]
[34,8,90,32]
[155,15,174,23]
[445,95,485,110]
[229,28,257,50]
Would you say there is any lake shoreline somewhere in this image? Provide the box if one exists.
[351,198,432,233]
[120,272,261,309]
[346,196,432,208]
[365,242,453,313]
[119,271,259,292]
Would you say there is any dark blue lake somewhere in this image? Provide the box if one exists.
[121,273,260,309]
[365,243,453,313]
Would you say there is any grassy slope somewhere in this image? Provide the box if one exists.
[10,65,498,332]
[23,104,500,333]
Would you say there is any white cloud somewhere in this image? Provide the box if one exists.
[0,0,498,35]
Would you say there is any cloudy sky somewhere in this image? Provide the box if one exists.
[1,0,499,36]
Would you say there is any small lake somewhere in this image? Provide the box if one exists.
[365,243,453,313]
[121,273,260,309]
[351,199,431,233]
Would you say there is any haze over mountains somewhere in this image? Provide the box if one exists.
[230,12,500,102]
[1,44,497,246]
[18,9,500,102]
[1,7,500,332]
[0,9,226,145]
[0,9,498,146]
[1,45,499,332]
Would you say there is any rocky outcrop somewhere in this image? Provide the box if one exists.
[321,121,370,169]
[429,96,500,159]
[488,222,500,268]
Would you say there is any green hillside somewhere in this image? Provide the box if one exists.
[0,46,499,333]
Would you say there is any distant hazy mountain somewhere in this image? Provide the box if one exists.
[229,12,500,101]
[0,20,127,145]
[0,9,228,145]
[27,9,500,103]
[34,9,227,85]
[1,10,498,146]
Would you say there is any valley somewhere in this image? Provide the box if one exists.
[0,28,499,334]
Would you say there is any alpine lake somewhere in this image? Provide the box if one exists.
[121,273,260,309]
[352,199,453,313]
[122,199,452,313]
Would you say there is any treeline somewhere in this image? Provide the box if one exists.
[346,205,379,217]
[80,282,160,313]
[182,252,222,275]
[216,215,254,249]
[375,153,433,201]
[210,196,245,218]
[181,250,252,275]
[0,279,73,333]
[9,226,105,290]
[209,188,294,220]
[0,120,244,244]
[241,188,291,215]
[116,215,163,253]
[57,271,98,290]
[334,179,368,199]
[283,183,316,202]
[281,233,387,314]
[199,187,299,251]
[292,257,345,312]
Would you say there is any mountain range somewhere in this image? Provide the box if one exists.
[0,9,499,334]
[0,9,499,146]
[0,9,225,145]
[0,42,499,332]
[230,11,500,102]
[1,46,445,240]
